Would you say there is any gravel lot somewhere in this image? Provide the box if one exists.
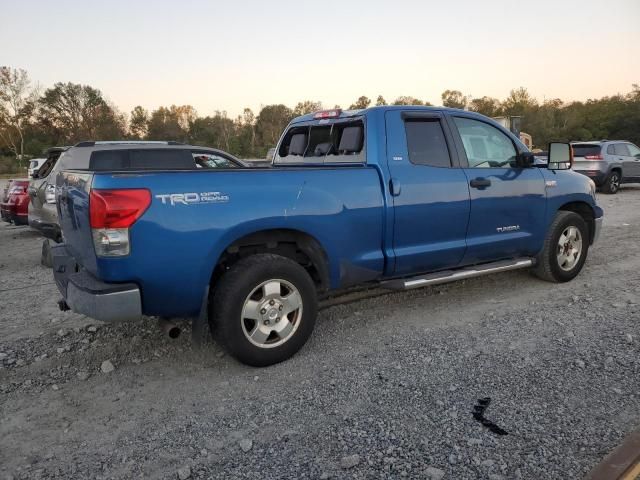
[1,180,639,480]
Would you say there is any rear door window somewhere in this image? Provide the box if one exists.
[572,144,602,158]
[404,120,452,167]
[613,144,631,156]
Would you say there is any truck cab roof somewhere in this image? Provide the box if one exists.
[290,105,476,124]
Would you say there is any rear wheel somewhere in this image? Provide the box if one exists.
[532,211,589,282]
[601,170,621,194]
[211,254,317,367]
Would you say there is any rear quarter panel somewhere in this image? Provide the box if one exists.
[91,168,385,317]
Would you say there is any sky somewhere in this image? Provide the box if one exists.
[2,0,639,118]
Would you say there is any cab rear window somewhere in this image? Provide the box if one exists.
[275,120,365,164]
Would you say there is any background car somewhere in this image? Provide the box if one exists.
[27,158,47,178]
[572,140,640,194]
[0,179,30,225]
[28,147,69,242]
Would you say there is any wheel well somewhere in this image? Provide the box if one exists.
[211,229,330,292]
[611,167,622,174]
[558,202,595,243]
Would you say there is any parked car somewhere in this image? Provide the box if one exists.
[27,158,47,178]
[28,147,70,242]
[0,179,30,225]
[30,143,245,244]
[571,140,640,194]
[51,107,603,367]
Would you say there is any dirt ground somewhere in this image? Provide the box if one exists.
[1,181,639,479]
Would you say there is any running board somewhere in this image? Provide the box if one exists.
[382,258,534,291]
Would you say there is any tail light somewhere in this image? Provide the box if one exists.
[89,189,150,257]
[45,184,56,204]
[584,154,603,160]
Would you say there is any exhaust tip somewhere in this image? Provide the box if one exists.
[158,318,181,339]
[167,326,181,339]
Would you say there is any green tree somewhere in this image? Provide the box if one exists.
[129,105,149,139]
[441,89,467,109]
[392,96,425,106]
[375,95,387,106]
[188,111,236,152]
[502,87,538,116]
[38,82,125,143]
[349,96,371,109]
[469,96,502,117]
[146,105,195,142]
[293,100,322,117]
[0,67,38,164]
[255,104,293,151]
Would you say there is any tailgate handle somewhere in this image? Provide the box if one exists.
[470,178,491,189]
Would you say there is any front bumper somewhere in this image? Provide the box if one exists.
[51,244,142,322]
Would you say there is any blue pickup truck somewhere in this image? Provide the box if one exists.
[52,107,603,366]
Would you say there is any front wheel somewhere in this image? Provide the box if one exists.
[211,254,317,367]
[532,211,589,283]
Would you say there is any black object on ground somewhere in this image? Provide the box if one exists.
[472,397,509,436]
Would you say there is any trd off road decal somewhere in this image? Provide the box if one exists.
[155,192,229,206]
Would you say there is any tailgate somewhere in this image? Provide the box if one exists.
[56,171,97,272]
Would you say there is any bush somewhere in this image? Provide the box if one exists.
[0,156,26,175]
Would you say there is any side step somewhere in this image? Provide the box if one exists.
[381,258,534,291]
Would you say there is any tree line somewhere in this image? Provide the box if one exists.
[1,66,638,167]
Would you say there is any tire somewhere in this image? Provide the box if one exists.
[601,170,621,194]
[532,211,589,283]
[210,254,317,367]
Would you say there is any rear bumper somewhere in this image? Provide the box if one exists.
[51,244,142,322]
[11,212,28,225]
[573,169,607,186]
[29,217,62,241]
[1,202,13,221]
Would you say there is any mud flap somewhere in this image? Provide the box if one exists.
[191,285,212,348]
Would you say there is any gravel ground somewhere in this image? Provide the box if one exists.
[1,182,639,480]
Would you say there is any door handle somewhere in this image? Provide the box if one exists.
[470,178,491,188]
[389,178,401,196]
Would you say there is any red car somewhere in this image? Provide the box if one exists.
[1,179,30,225]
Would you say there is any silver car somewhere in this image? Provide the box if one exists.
[28,147,69,242]
[572,140,640,194]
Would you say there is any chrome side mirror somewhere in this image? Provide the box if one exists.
[548,142,572,170]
